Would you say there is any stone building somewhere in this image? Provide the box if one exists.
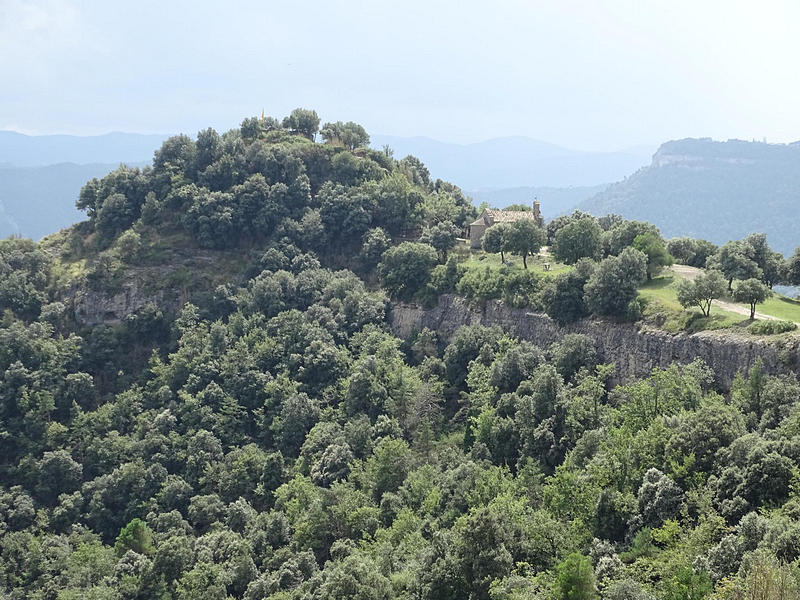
[468,200,544,248]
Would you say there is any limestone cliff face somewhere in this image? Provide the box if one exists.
[68,277,174,326]
[62,265,197,326]
[61,250,242,326]
[390,294,800,391]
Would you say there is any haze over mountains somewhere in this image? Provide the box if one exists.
[0,130,648,240]
[370,134,652,189]
[0,131,162,240]
[0,131,169,167]
[2,131,800,255]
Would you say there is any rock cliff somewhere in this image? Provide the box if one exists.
[390,294,800,391]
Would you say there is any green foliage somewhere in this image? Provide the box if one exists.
[321,120,370,150]
[6,114,800,600]
[504,219,546,269]
[732,278,772,319]
[378,242,438,300]
[748,319,797,335]
[605,220,660,256]
[553,553,597,600]
[676,269,727,317]
[420,220,459,263]
[708,240,763,290]
[282,108,321,140]
[552,216,603,264]
[667,236,718,268]
[545,258,595,325]
[114,517,155,557]
[632,232,673,280]
[482,222,510,262]
[584,248,647,317]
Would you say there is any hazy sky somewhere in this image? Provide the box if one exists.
[3,0,800,150]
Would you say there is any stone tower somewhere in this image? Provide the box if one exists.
[532,200,544,227]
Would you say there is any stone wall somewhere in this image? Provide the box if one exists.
[389,294,800,391]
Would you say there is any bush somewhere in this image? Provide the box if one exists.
[456,266,505,302]
[749,320,797,335]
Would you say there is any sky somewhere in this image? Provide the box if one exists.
[2,0,800,150]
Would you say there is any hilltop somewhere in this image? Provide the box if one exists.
[580,137,800,254]
[3,112,800,599]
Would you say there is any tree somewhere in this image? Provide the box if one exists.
[732,278,772,320]
[378,242,438,300]
[637,468,684,528]
[482,222,510,262]
[783,245,800,285]
[633,232,673,280]
[552,216,603,264]
[743,233,782,288]
[421,220,460,263]
[676,269,727,317]
[371,173,425,235]
[584,248,647,317]
[360,227,391,271]
[709,240,762,291]
[114,518,155,557]
[605,220,660,256]
[504,219,546,269]
[282,108,320,140]
[552,553,597,600]
[321,121,370,150]
[550,334,598,382]
[667,237,697,265]
[545,259,596,325]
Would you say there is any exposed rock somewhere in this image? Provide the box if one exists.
[69,277,172,326]
[390,294,800,391]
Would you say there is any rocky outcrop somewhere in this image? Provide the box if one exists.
[390,294,800,391]
[62,265,195,326]
[69,277,173,326]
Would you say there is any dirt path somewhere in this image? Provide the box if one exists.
[668,265,785,322]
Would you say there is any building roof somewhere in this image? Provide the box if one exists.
[469,209,538,227]
[487,210,537,223]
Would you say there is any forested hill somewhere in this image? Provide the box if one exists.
[3,111,800,599]
[579,137,800,254]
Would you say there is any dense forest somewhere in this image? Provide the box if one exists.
[3,109,800,600]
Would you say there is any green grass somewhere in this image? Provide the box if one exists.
[456,243,572,277]
[754,295,800,323]
[638,274,745,333]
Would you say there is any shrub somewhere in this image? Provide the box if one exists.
[749,320,797,335]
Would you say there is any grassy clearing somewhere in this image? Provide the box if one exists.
[755,295,800,323]
[639,273,745,333]
[454,243,572,277]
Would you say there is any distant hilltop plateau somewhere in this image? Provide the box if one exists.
[580,137,800,255]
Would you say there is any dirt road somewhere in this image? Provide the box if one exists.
[669,265,785,322]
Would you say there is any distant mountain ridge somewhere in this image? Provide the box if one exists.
[0,130,167,239]
[0,130,169,167]
[580,137,800,255]
[371,134,652,189]
[0,162,137,240]
[468,184,609,218]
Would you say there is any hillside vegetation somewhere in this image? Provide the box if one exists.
[3,112,800,600]
[580,138,800,254]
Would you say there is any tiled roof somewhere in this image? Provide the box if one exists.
[486,210,537,223]
[469,209,540,228]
